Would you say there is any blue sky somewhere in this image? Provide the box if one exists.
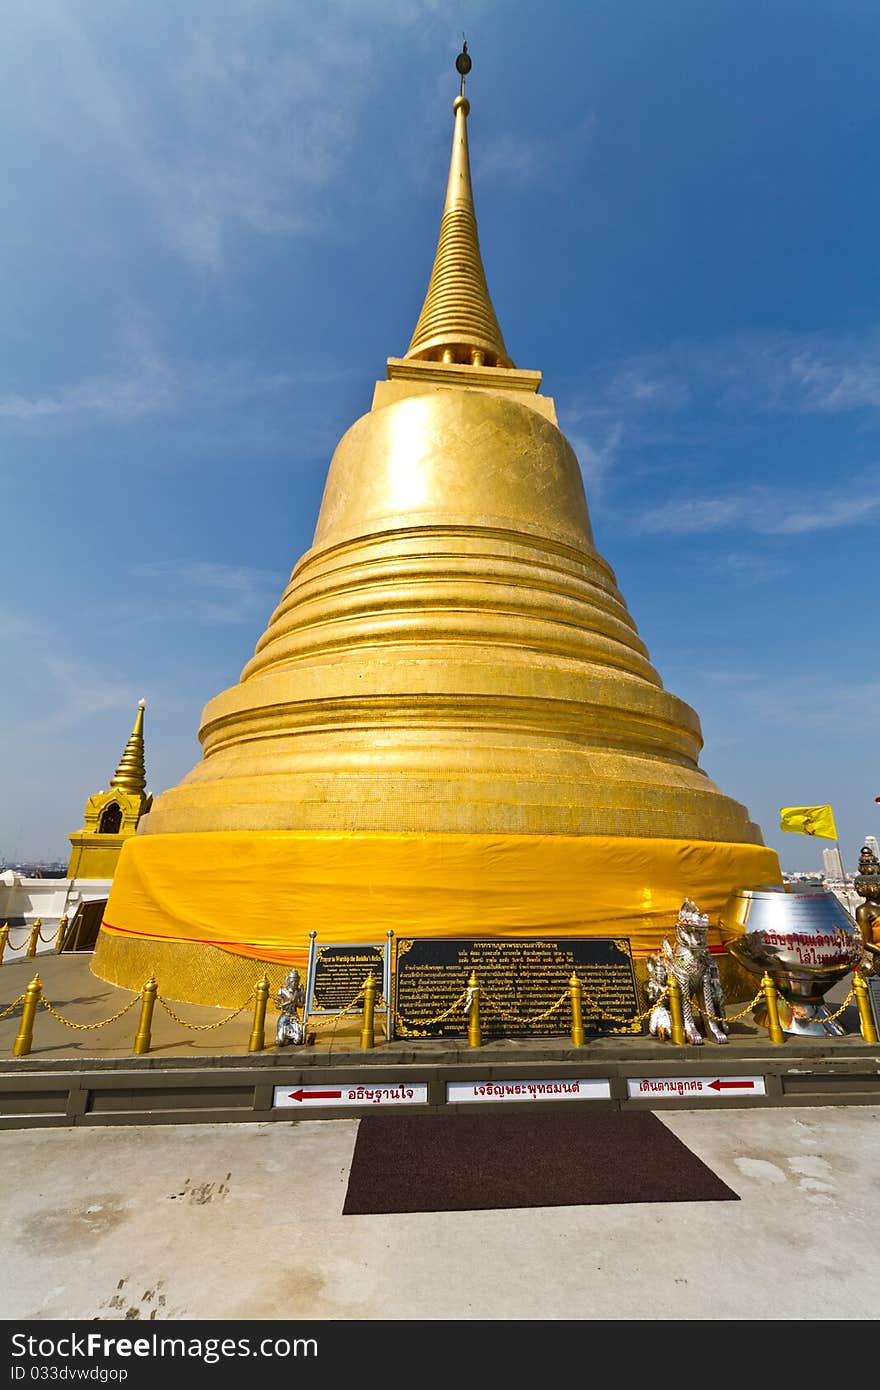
[2,0,878,874]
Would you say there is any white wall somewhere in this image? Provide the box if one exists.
[0,872,111,955]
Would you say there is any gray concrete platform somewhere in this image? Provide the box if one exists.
[1,954,879,1322]
[1,1107,878,1320]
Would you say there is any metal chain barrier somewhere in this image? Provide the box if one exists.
[2,953,866,1055]
[305,986,368,1032]
[480,988,569,1026]
[808,986,856,1024]
[3,937,30,954]
[699,990,766,1025]
[156,993,255,1032]
[41,995,140,1032]
[392,988,470,1035]
[38,925,61,945]
[303,985,379,1052]
[593,995,665,1026]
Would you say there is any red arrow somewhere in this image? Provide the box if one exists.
[287,1088,343,1102]
[708,1079,755,1091]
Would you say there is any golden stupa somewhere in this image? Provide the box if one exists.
[94,53,781,1003]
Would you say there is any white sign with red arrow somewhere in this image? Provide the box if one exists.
[273,1083,428,1109]
[626,1075,766,1099]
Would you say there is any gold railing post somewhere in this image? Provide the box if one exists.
[569,972,585,1047]
[0,924,8,966]
[360,972,377,1050]
[760,972,786,1044]
[853,969,879,1044]
[467,971,482,1048]
[667,971,686,1045]
[248,974,269,1053]
[55,915,68,954]
[13,974,42,1057]
[133,976,157,1055]
[26,920,41,958]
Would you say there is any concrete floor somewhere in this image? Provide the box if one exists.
[2,1105,878,1321]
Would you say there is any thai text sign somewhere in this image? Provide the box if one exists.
[446,1078,611,1104]
[273,1083,427,1109]
[393,937,639,1039]
[626,1075,766,1099]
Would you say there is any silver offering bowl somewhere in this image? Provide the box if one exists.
[720,887,863,1037]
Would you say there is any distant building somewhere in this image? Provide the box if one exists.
[862,835,880,860]
[823,847,844,880]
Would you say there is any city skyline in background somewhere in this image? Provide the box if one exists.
[2,2,879,874]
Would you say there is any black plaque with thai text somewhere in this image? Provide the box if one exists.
[309,943,387,1015]
[392,937,639,1039]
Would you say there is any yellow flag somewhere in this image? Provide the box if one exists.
[779,805,838,840]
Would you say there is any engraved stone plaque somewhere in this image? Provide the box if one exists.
[392,937,639,1039]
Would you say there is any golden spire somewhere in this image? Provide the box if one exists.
[109,699,147,796]
[406,44,512,369]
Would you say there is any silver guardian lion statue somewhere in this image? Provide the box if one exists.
[648,898,729,1044]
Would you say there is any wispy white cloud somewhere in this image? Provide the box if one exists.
[630,472,880,535]
[635,495,749,534]
[0,368,172,422]
[576,329,880,422]
[0,642,138,740]
[4,4,426,270]
[479,116,596,189]
[767,493,880,534]
[565,423,624,501]
[603,366,692,412]
[0,331,352,429]
[712,551,789,584]
[35,657,138,734]
[755,344,880,414]
[129,560,283,626]
[686,667,880,732]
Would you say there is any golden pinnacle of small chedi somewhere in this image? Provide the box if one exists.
[68,701,152,879]
[93,52,781,1004]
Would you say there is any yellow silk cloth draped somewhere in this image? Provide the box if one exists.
[100,830,782,969]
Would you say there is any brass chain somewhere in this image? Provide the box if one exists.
[156,993,255,1032]
[700,990,764,1025]
[811,987,856,1023]
[41,995,139,1031]
[480,989,569,1025]
[0,994,26,1020]
[585,987,665,1026]
[594,1000,657,1025]
[392,988,470,1032]
[3,937,30,954]
[306,987,368,1031]
[38,926,60,945]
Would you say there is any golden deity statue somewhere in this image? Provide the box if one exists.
[93,52,781,1003]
